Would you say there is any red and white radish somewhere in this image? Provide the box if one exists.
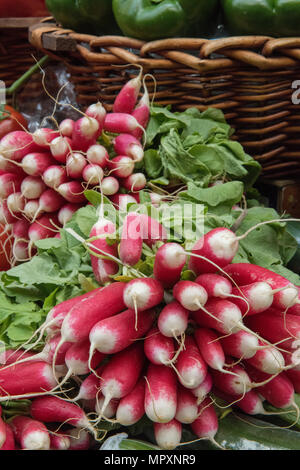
[119,212,143,267]
[175,336,207,389]
[10,416,50,450]
[22,152,55,176]
[113,73,142,115]
[154,419,182,450]
[86,144,109,168]
[144,326,175,365]
[113,134,144,162]
[116,377,145,426]
[154,243,187,289]
[144,363,177,423]
[123,278,164,312]
[157,300,189,338]
[66,152,87,179]
[173,280,208,312]
[195,273,232,299]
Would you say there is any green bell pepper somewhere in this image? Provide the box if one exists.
[112,0,220,41]
[221,0,300,37]
[46,0,120,35]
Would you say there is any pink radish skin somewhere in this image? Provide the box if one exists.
[89,218,119,284]
[158,301,189,338]
[59,119,75,138]
[120,173,147,192]
[190,397,219,443]
[0,424,15,450]
[119,212,143,266]
[50,136,72,163]
[43,165,68,189]
[6,192,25,215]
[123,278,164,312]
[113,74,142,114]
[82,164,104,185]
[245,340,285,375]
[173,280,208,312]
[176,336,207,389]
[192,298,244,335]
[175,385,198,424]
[99,343,144,411]
[113,134,144,162]
[66,152,87,179]
[58,203,82,226]
[0,173,22,199]
[30,396,94,432]
[154,419,182,450]
[68,428,91,450]
[189,227,239,275]
[210,363,252,396]
[32,128,59,148]
[219,330,259,360]
[1,349,35,365]
[144,327,175,365]
[72,117,99,152]
[101,177,119,196]
[104,113,141,135]
[230,281,276,316]
[109,156,135,179]
[60,282,126,343]
[116,378,145,426]
[154,243,187,289]
[0,154,24,175]
[22,152,55,176]
[0,131,38,161]
[36,189,65,216]
[131,87,150,140]
[89,308,155,355]
[12,218,29,240]
[21,176,45,199]
[144,363,177,423]
[194,328,227,372]
[285,369,300,393]
[23,200,43,222]
[13,240,29,261]
[139,214,168,247]
[85,102,106,131]
[213,387,267,416]
[224,263,299,310]
[245,364,296,409]
[195,273,233,299]
[0,361,57,399]
[110,193,137,211]
[73,366,104,402]
[64,339,105,377]
[28,213,59,243]
[10,416,50,450]
[57,181,86,203]
[191,372,213,403]
[50,431,70,450]
[86,144,109,168]
[0,200,18,224]
[95,395,119,419]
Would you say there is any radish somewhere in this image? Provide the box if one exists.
[245,340,285,375]
[194,327,228,373]
[59,119,75,138]
[144,363,177,423]
[10,416,50,450]
[119,212,143,267]
[230,281,278,316]
[98,343,145,416]
[50,136,72,163]
[63,339,105,381]
[154,420,182,450]
[213,387,267,416]
[104,113,142,135]
[195,273,233,299]
[286,369,300,394]
[192,298,244,335]
[0,173,22,199]
[113,134,144,162]
[109,193,137,211]
[30,396,95,434]
[139,214,168,247]
[58,203,82,226]
[59,282,126,343]
[123,278,164,312]
[144,326,175,365]
[95,395,119,420]
[57,181,86,203]
[21,175,45,199]
[1,348,35,365]
[28,213,59,243]
[154,243,187,289]
[86,144,109,168]
[72,117,99,152]
[89,308,154,355]
[82,164,104,186]
[175,336,207,389]
[175,385,198,424]
[188,227,239,274]
[85,102,106,130]
[34,189,65,219]
[157,301,189,338]
[131,85,150,140]
[0,361,57,401]
[120,173,147,192]
[113,73,142,114]
[0,424,15,450]
[66,152,87,179]
[116,377,145,426]
[0,131,38,161]
[191,372,213,404]
[219,329,259,360]
[173,280,208,312]
[0,200,18,224]
[89,217,119,285]
[49,431,70,450]
[101,177,119,196]
[190,397,220,447]
[0,154,24,174]
[6,192,25,215]
[73,366,104,402]
[42,165,68,189]
[109,156,135,179]
[224,263,299,310]
[22,152,55,176]
[32,128,59,148]
[210,363,252,396]
[68,428,91,450]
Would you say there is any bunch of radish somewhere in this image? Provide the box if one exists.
[0,70,150,267]
[1,215,300,451]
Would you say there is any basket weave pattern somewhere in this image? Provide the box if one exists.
[29,25,300,179]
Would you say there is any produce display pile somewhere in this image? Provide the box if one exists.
[0,71,300,452]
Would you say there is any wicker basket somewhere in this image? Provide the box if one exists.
[28,21,300,179]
